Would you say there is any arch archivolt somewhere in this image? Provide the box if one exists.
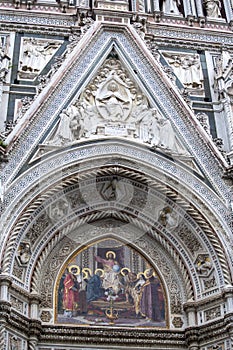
[2,166,230,309]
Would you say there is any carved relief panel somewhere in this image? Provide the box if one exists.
[44,53,189,157]
[18,37,61,80]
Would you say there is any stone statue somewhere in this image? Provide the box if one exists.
[68,102,85,140]
[158,207,179,228]
[42,55,189,156]
[135,106,154,143]
[96,72,132,121]
[196,256,212,276]
[150,111,174,150]
[20,38,45,72]
[189,54,204,88]
[162,0,181,15]
[150,109,188,155]
[48,199,69,221]
[17,242,31,265]
[99,177,133,203]
[50,109,74,145]
[204,0,222,18]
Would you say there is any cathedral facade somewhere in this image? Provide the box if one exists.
[0,0,233,349]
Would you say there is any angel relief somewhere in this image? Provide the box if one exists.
[45,55,189,156]
[56,238,166,327]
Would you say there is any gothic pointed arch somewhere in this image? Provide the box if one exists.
[0,4,233,350]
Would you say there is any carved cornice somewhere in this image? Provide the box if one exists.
[8,309,30,334]
[40,325,185,346]
[10,283,31,299]
[196,313,233,342]
[0,274,12,286]
[0,300,11,322]
[184,288,233,310]
[1,309,232,347]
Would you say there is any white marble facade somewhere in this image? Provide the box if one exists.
[0,1,233,350]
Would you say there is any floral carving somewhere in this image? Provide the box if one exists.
[176,223,202,256]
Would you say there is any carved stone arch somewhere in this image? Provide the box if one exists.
[6,176,203,299]
[30,211,193,301]
[2,160,231,306]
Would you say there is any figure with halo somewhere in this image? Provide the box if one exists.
[63,265,80,317]
[140,268,163,321]
[95,251,121,294]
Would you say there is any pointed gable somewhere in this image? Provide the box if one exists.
[3,23,228,195]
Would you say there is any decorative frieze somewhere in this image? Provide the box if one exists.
[204,306,221,321]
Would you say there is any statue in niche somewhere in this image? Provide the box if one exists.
[158,207,179,228]
[195,255,213,276]
[204,0,222,18]
[164,53,203,89]
[17,242,31,265]
[9,335,20,350]
[96,72,132,121]
[162,0,181,15]
[47,199,69,222]
[134,106,155,143]
[99,177,133,203]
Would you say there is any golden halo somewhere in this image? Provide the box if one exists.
[120,267,130,276]
[68,265,80,275]
[82,271,88,279]
[106,251,116,259]
[95,268,104,277]
[137,272,145,279]
[83,267,92,276]
[144,268,155,278]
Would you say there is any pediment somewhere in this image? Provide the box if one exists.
[3,23,229,201]
[37,50,190,161]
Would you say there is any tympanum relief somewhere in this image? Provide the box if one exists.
[44,56,189,157]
